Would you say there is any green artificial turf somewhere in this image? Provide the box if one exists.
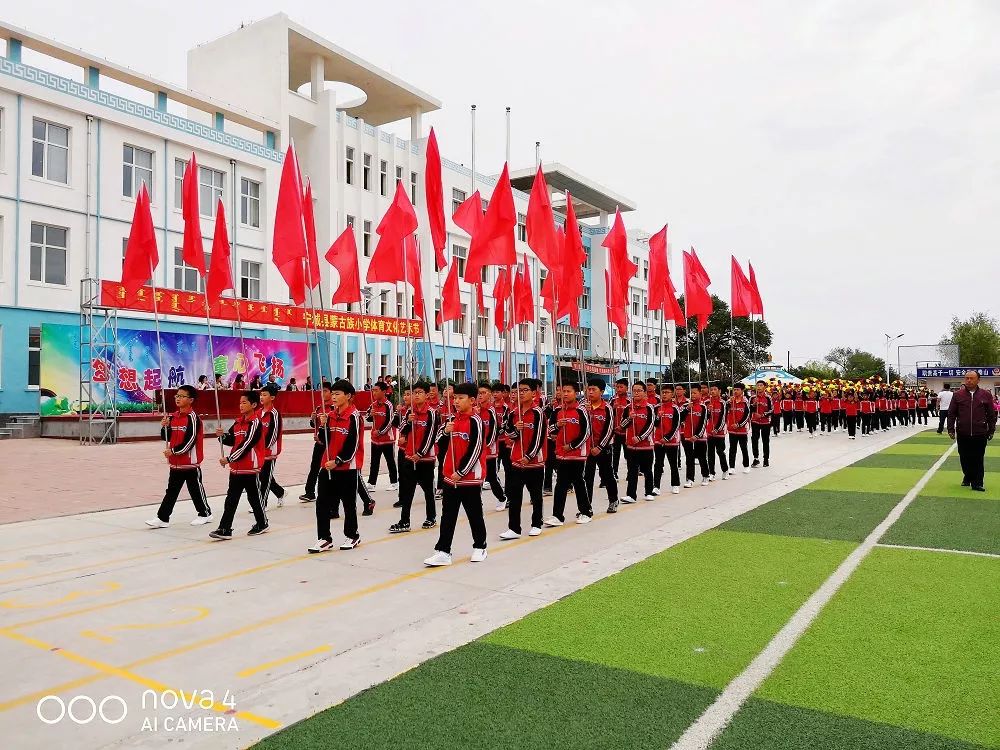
[943,455,1000,475]
[720,489,901,542]
[757,547,1000,749]
[851,453,943,471]
[921,470,1000,499]
[881,497,1000,554]
[712,698,995,750]
[253,642,719,750]
[900,432,956,445]
[486,530,854,689]
[806,466,926,495]
[880,443,952,456]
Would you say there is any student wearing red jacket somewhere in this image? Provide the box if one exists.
[681,389,710,486]
[793,389,805,431]
[477,383,508,512]
[253,384,286,511]
[622,382,657,502]
[300,385,335,503]
[802,388,819,437]
[365,381,398,491]
[545,382,593,526]
[908,394,918,425]
[390,381,440,534]
[653,383,683,494]
[917,391,929,425]
[494,384,513,476]
[147,385,212,529]
[876,392,890,432]
[780,391,795,433]
[500,378,548,540]
[860,393,875,436]
[309,380,364,553]
[425,383,488,566]
[210,390,267,540]
[584,378,619,513]
[843,390,860,439]
[611,378,631,479]
[750,381,774,467]
[819,391,834,434]
[769,385,782,437]
[705,385,730,480]
[726,384,752,471]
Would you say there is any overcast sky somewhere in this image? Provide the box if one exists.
[8,1,999,368]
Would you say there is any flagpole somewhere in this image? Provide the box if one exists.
[533,142,543,387]
[202,303,225,457]
[684,294,692,395]
[147,256,169,448]
[303,256,334,480]
[730,308,735,385]
[469,104,478,381]
[505,106,513,387]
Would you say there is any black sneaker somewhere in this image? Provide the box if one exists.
[607,500,619,514]
[972,485,986,492]
[751,459,761,468]
[247,523,269,536]
[330,512,340,520]
[763,461,770,467]
[422,518,437,529]
[392,500,403,508]
[209,528,232,540]
[299,494,315,502]
[961,479,971,487]
[389,522,410,534]
[273,488,285,499]
[362,501,376,517]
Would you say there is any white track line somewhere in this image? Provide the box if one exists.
[876,543,1000,559]
[670,441,957,750]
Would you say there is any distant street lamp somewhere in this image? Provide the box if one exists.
[884,332,904,383]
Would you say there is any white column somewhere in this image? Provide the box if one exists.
[310,55,325,100]
[410,106,423,142]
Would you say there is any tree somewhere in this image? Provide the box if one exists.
[669,295,773,384]
[824,347,896,381]
[789,360,839,380]
[940,313,1000,366]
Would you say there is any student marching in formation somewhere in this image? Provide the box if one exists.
[256,383,285,509]
[750,380,774,467]
[365,381,398,492]
[584,377,619,512]
[424,383,489,567]
[611,377,631,480]
[726,383,752,472]
[545,382,593,527]
[478,382,509,513]
[681,386,711,486]
[299,384,334,503]
[622,381,656,502]
[389,381,439,534]
[705,384,729,480]
[146,384,213,528]
[653,383,682,495]
[210,390,268,539]
[500,378,547,540]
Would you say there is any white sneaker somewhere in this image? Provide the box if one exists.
[643,493,656,501]
[684,480,694,488]
[621,496,637,504]
[483,482,491,491]
[528,527,542,536]
[575,513,592,524]
[339,536,361,550]
[388,483,399,491]
[276,496,284,507]
[727,469,736,476]
[307,538,334,554]
[424,550,453,567]
[709,474,716,482]
[470,547,488,562]
[364,482,377,491]
[495,500,508,512]
[543,516,564,527]
[671,486,680,495]
[190,515,212,526]
[145,518,169,528]
[743,467,751,474]
[721,473,729,480]
[499,529,521,540]
[651,486,661,496]
[701,478,710,486]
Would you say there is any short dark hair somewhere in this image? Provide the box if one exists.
[242,390,260,406]
[632,380,646,388]
[177,384,198,401]
[756,380,766,386]
[321,381,333,392]
[700,381,710,389]
[587,378,605,389]
[454,383,478,398]
[615,377,629,386]
[372,382,387,392]
[733,383,745,391]
[646,378,658,385]
[412,381,431,393]
[562,381,580,392]
[478,381,494,392]
[331,379,355,396]
[262,383,280,397]
[517,378,534,389]
[197,375,207,383]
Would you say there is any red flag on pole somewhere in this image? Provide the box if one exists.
[424,127,447,271]
[493,266,512,333]
[748,262,764,317]
[730,256,754,318]
[561,195,587,327]
[540,226,565,317]
[206,199,234,305]
[302,180,322,291]
[526,165,558,271]
[465,163,516,283]
[683,248,713,332]
[603,209,637,337]
[121,185,159,295]
[453,190,483,238]
[404,234,425,319]
[647,224,667,311]
[367,181,418,284]
[272,145,307,305]
[438,260,462,325]
[326,226,361,307]
[181,154,205,275]
[475,281,486,314]
[513,256,534,324]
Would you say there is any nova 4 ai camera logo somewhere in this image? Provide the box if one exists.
[36,695,127,725]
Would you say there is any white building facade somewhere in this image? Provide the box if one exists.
[0,14,673,418]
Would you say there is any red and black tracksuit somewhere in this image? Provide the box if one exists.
[257,405,284,508]
[585,400,619,509]
[706,397,729,476]
[611,394,630,478]
[844,398,859,437]
[726,397,751,467]
[860,398,875,435]
[217,413,267,533]
[622,401,656,499]
[549,402,592,521]
[682,400,710,482]
[917,395,929,425]
[781,397,795,432]
[803,396,819,434]
[503,405,547,534]
[480,405,507,506]
[303,400,335,500]
[435,410,488,555]
[316,405,364,543]
[397,405,440,527]
[751,393,774,464]
[155,410,211,522]
[653,402,682,490]
[820,396,834,433]
[794,395,805,431]
[367,397,398,486]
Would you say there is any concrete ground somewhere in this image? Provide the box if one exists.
[0,426,923,749]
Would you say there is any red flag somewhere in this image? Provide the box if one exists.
[404,234,425,319]
[493,266,512,333]
[647,225,668,311]
[272,145,307,305]
[748,262,764,317]
[475,281,486,314]
[603,209,637,337]
[730,256,754,318]
[513,256,534,324]
[453,190,483,238]
[526,165,558,270]
[302,181,322,291]
[465,163,516,282]
[326,226,361,307]
[560,195,587,326]
[438,260,462,325]
[206,199,234,305]
[683,248,713,331]
[181,154,205,275]
[540,226,565,317]
[121,185,158,295]
[425,128,447,271]
[368,181,418,284]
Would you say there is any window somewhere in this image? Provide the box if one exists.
[632,292,640,316]
[518,323,529,341]
[379,160,388,196]
[31,118,69,183]
[480,266,490,284]
[240,260,261,300]
[633,335,640,355]
[517,213,527,242]
[363,153,372,191]
[556,324,590,351]
[653,337,661,357]
[29,223,68,285]
[397,355,404,376]
[174,159,186,208]
[434,358,443,383]
[410,171,418,205]
[345,146,355,185]
[173,247,208,293]
[346,352,356,384]
[380,292,389,316]
[347,215,355,229]
[395,165,403,184]
[380,354,388,377]
[477,308,488,334]
[240,178,261,228]
[363,220,372,257]
[453,303,468,335]
[199,167,224,217]
[452,187,466,215]
[452,244,467,277]
[642,259,649,281]
[481,197,489,214]
[434,301,442,331]
[28,327,41,389]
[581,286,590,310]
[0,108,5,171]
[122,145,153,199]
[518,363,529,380]
[396,292,404,316]
[583,246,590,269]
[477,359,489,382]
[452,358,466,383]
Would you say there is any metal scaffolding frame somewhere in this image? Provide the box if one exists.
[79,278,119,445]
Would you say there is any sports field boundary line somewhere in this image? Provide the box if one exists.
[876,542,1000,559]
[670,441,957,750]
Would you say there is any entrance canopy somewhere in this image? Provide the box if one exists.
[740,363,802,386]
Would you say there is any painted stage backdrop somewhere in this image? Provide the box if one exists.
[40,324,308,415]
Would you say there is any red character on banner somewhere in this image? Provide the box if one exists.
[92,359,110,383]
[143,368,162,391]
[270,356,285,380]
[119,367,138,391]
[253,351,267,372]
